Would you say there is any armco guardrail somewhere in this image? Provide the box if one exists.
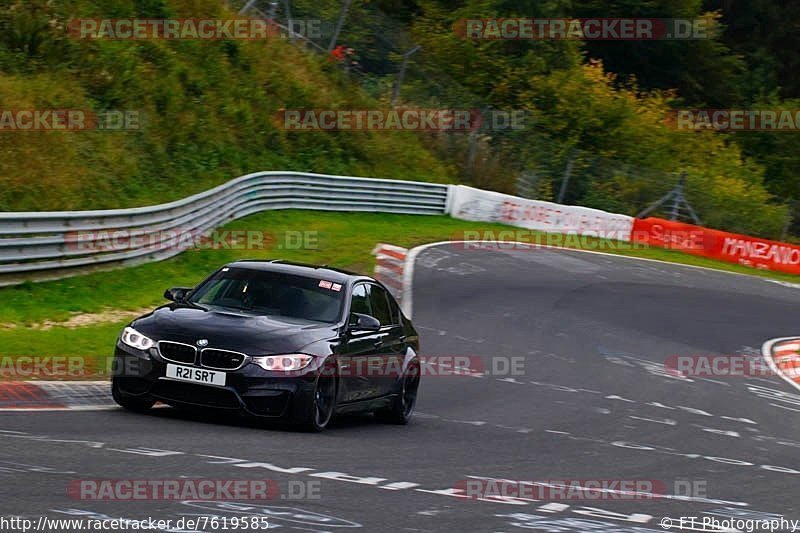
[0,171,449,286]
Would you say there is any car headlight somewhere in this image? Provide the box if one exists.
[120,327,155,351]
[251,354,313,372]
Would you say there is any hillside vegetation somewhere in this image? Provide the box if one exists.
[287,0,797,238]
[0,0,797,241]
[0,0,455,211]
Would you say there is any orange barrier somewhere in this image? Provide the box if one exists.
[631,217,800,275]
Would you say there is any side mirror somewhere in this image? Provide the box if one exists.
[164,287,191,302]
[348,312,381,332]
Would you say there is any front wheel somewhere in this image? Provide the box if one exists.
[376,360,420,425]
[111,377,155,412]
[301,362,337,432]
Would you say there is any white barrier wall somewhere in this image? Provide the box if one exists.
[447,185,634,242]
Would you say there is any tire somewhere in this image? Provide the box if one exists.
[301,361,337,432]
[111,377,155,412]
[376,359,420,425]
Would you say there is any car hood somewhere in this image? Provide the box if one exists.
[131,304,339,355]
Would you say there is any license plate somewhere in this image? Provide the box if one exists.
[166,364,226,386]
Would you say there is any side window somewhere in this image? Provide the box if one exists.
[350,284,371,316]
[368,285,392,326]
[386,292,402,326]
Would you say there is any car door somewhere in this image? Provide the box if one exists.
[338,283,385,403]
[366,284,407,397]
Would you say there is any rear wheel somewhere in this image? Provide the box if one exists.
[111,377,155,412]
[376,360,420,425]
[302,361,337,432]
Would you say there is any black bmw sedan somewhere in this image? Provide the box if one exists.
[112,260,421,431]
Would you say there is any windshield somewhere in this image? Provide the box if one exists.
[189,267,344,323]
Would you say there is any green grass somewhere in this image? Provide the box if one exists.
[1,208,799,364]
[0,321,126,364]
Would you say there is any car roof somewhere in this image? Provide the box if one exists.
[225,259,364,284]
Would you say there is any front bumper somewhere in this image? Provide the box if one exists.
[113,342,320,422]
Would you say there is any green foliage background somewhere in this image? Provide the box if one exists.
[0,0,455,211]
[0,0,796,239]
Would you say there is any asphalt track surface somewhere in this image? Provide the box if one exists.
[3,244,800,532]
